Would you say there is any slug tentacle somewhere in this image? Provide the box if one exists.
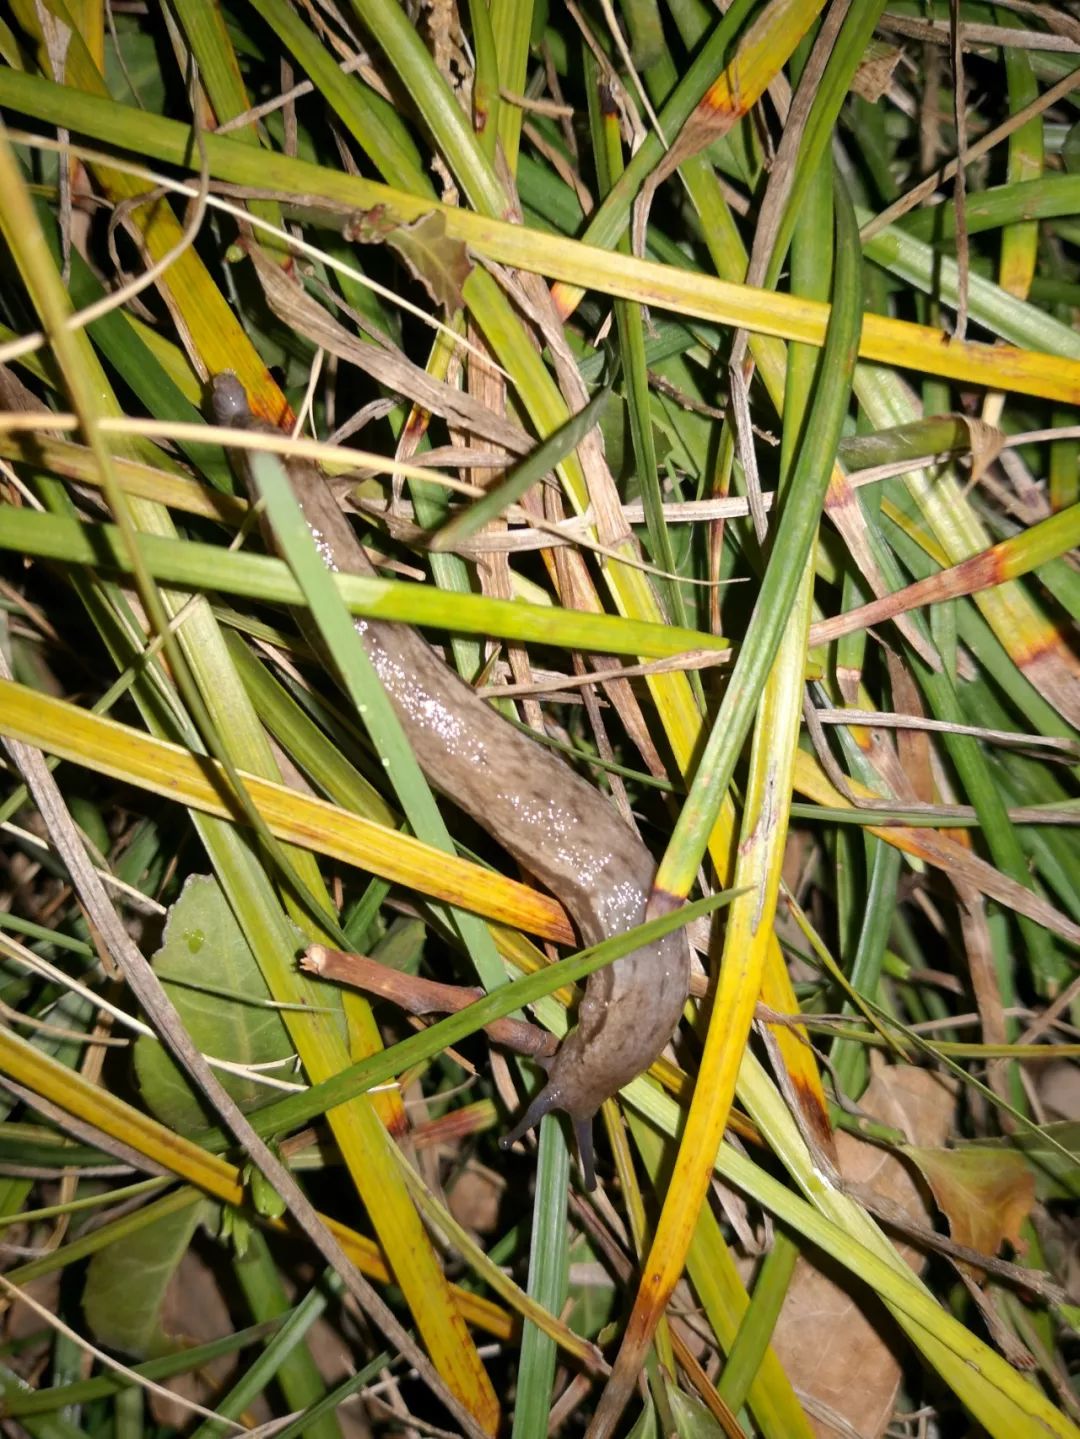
[499,1081,563,1153]
[498,1077,599,1191]
[574,1119,597,1192]
[210,373,691,1189]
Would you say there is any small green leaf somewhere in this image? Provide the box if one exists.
[667,1386,728,1437]
[83,1199,207,1357]
[133,875,295,1133]
[246,1158,288,1221]
[222,1206,254,1260]
[624,1397,658,1439]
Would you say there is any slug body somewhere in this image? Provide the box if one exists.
[211,374,689,1186]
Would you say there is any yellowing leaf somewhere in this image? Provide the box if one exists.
[905,1146,1036,1267]
[347,206,473,310]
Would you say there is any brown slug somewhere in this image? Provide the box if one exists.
[210,373,689,1188]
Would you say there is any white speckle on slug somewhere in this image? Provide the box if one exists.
[310,525,339,572]
[594,877,647,937]
[369,643,488,766]
[498,791,605,889]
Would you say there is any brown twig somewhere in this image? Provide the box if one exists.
[302,944,559,1059]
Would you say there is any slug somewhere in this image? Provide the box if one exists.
[210,373,689,1188]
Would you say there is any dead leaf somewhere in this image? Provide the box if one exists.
[347,206,473,311]
[851,42,903,104]
[1037,1062,1080,1123]
[151,1244,242,1427]
[958,414,1006,486]
[769,1062,957,1439]
[243,240,526,454]
[447,1164,504,1237]
[3,1273,61,1375]
[885,652,934,805]
[904,1145,1036,1274]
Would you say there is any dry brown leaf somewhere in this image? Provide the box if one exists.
[447,1164,504,1237]
[243,241,529,455]
[904,1145,1036,1274]
[3,1273,62,1364]
[348,206,473,312]
[885,652,934,804]
[770,1062,957,1439]
[152,1246,242,1428]
[958,414,1006,485]
[1037,1061,1080,1123]
[851,42,903,104]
